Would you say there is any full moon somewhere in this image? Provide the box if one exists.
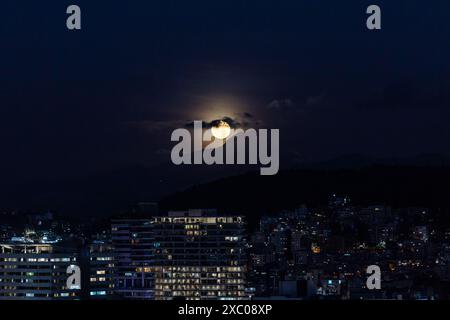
[211,120,231,139]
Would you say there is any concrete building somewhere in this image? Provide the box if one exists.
[0,244,80,300]
[152,210,247,300]
[111,219,154,299]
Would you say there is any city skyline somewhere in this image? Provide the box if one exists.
[2,0,450,308]
[1,198,449,300]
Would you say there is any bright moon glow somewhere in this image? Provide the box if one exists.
[211,120,231,139]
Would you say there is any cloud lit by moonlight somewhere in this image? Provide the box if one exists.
[211,120,231,139]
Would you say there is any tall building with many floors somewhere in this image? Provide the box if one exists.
[152,209,247,300]
[0,244,80,300]
[111,219,154,299]
[87,242,115,299]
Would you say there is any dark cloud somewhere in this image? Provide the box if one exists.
[185,116,241,129]
[267,99,295,110]
[305,95,323,107]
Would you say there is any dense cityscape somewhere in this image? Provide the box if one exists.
[1,194,449,300]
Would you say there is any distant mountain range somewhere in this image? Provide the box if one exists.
[1,154,450,220]
[161,165,450,212]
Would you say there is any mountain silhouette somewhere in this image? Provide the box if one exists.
[1,155,450,222]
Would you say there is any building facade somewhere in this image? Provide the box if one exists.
[87,242,115,298]
[111,219,154,299]
[0,244,80,300]
[152,210,247,300]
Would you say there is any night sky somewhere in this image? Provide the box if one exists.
[2,0,450,189]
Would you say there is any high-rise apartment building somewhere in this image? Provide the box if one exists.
[152,210,247,300]
[0,244,80,300]
[111,219,154,299]
[87,242,115,298]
